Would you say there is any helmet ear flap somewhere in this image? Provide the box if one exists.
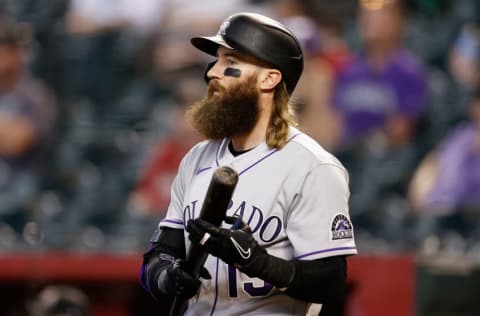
[204,61,217,84]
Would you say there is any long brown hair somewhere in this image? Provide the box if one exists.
[266,82,298,149]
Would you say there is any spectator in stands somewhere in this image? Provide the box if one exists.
[408,87,480,243]
[332,0,428,148]
[330,0,429,247]
[28,285,89,316]
[0,17,57,231]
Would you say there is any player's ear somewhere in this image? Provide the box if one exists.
[259,68,282,91]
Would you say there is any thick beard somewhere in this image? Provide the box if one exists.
[185,75,260,140]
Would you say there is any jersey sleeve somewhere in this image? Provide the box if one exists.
[286,163,357,260]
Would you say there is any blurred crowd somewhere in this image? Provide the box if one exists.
[0,0,479,260]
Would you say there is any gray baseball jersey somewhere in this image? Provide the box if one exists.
[159,126,357,315]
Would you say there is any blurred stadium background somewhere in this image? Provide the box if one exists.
[0,0,479,315]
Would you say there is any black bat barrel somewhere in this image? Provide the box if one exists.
[186,165,238,277]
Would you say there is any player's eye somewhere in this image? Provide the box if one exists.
[226,58,236,66]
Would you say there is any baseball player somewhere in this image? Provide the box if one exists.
[140,12,357,315]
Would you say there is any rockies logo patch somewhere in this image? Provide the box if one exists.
[331,214,353,240]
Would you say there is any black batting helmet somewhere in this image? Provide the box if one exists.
[191,12,304,94]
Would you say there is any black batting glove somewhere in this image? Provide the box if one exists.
[158,258,211,299]
[186,217,264,270]
[187,217,295,289]
[187,217,266,274]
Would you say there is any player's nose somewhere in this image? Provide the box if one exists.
[206,60,222,82]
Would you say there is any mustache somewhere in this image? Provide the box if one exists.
[207,80,226,96]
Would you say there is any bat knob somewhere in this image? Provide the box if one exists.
[214,166,239,186]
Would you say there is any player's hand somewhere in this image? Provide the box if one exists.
[188,217,295,289]
[159,258,211,299]
[186,217,267,274]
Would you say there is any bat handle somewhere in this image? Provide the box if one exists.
[169,296,188,316]
[168,250,208,316]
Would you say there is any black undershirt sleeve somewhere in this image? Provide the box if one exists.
[285,255,347,306]
[237,250,347,307]
[148,227,186,259]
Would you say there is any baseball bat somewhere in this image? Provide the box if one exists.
[169,165,239,316]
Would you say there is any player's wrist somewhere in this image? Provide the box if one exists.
[240,253,296,289]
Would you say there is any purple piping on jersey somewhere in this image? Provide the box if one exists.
[215,133,301,171]
[196,166,212,175]
[210,257,220,316]
[295,246,357,260]
[160,219,183,225]
[238,133,301,176]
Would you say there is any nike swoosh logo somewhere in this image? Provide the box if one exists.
[230,237,251,259]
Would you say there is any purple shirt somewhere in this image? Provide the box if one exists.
[332,49,427,142]
[424,123,480,212]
